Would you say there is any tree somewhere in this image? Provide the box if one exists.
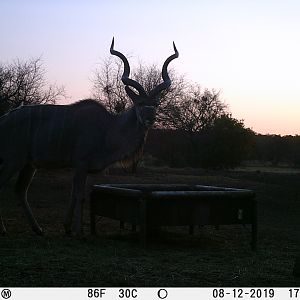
[92,57,225,133]
[157,83,228,166]
[92,57,187,172]
[91,57,186,119]
[199,115,255,168]
[0,58,65,115]
[92,56,258,170]
[92,57,128,114]
[92,56,232,168]
[159,83,227,133]
[132,63,187,129]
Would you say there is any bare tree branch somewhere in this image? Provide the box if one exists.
[0,58,65,115]
[91,57,227,134]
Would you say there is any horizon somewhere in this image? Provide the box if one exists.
[1,1,300,136]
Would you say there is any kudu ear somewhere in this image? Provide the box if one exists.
[125,86,142,104]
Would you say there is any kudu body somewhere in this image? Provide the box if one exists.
[0,38,178,235]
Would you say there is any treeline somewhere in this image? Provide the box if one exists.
[1,57,299,170]
[92,56,300,169]
[249,134,300,167]
[144,114,254,169]
[144,129,300,169]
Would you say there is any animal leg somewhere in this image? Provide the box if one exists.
[0,162,24,234]
[64,168,87,236]
[15,164,42,235]
[0,215,5,235]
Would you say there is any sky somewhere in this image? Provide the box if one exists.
[1,0,300,135]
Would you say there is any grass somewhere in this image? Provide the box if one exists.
[0,167,299,286]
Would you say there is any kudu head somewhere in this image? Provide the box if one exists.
[110,37,179,128]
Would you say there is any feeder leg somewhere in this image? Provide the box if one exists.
[90,211,96,235]
[139,198,147,247]
[293,256,300,277]
[251,200,258,251]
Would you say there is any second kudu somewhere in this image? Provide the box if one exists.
[0,38,179,236]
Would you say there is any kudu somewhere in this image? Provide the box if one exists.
[0,38,179,236]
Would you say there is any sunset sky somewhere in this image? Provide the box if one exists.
[1,0,300,135]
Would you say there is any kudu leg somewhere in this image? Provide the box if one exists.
[15,164,42,235]
[0,216,5,235]
[64,169,87,236]
[0,162,24,234]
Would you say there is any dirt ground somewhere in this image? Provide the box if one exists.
[0,166,299,286]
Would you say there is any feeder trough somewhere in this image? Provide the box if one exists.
[90,184,257,250]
